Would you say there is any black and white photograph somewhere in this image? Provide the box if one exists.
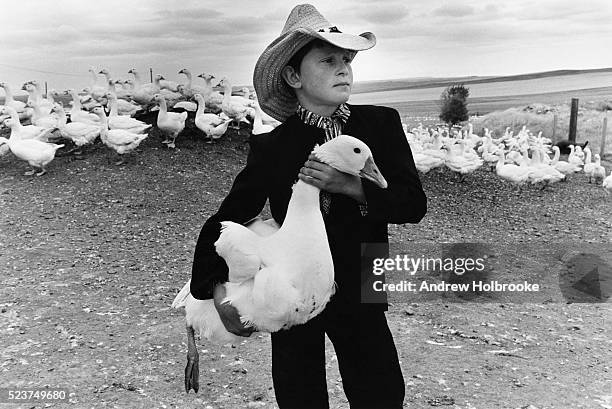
[1,1,610,408]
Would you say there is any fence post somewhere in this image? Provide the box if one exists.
[601,112,608,158]
[568,98,579,142]
[150,68,153,83]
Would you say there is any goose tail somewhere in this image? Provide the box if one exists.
[172,279,192,309]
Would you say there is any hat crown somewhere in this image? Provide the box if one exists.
[281,4,332,35]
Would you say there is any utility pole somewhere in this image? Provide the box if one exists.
[568,98,579,142]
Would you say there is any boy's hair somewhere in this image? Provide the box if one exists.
[286,38,329,74]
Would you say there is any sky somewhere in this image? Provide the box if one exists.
[1,0,612,93]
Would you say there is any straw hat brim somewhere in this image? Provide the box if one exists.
[253,29,376,123]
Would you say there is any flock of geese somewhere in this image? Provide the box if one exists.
[406,123,612,195]
[1,68,611,195]
[0,67,280,173]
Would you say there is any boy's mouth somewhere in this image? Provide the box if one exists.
[334,82,351,87]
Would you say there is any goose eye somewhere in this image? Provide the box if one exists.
[353,148,361,154]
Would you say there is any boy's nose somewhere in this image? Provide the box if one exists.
[337,62,350,76]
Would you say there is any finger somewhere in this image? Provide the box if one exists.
[298,173,323,188]
[300,168,326,181]
[304,159,328,171]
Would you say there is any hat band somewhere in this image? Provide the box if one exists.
[318,26,342,33]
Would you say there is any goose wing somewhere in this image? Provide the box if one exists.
[215,221,263,284]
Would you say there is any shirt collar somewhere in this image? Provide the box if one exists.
[296,103,351,129]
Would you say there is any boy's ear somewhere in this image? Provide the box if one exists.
[281,66,301,90]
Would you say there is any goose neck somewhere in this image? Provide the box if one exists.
[195,98,204,116]
[2,85,13,101]
[109,97,118,117]
[281,180,322,230]
[56,108,67,127]
[157,98,167,113]
[183,71,192,88]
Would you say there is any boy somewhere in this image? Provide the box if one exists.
[191,4,427,408]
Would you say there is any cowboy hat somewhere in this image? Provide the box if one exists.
[253,4,376,122]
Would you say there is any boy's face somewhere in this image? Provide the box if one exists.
[293,43,355,114]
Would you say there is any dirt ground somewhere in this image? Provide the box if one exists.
[0,123,610,409]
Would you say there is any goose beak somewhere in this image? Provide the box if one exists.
[359,156,387,188]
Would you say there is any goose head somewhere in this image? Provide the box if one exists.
[3,117,19,129]
[193,93,205,104]
[51,104,65,115]
[178,68,190,75]
[128,68,137,75]
[217,77,229,87]
[99,68,110,75]
[313,135,387,188]
[0,136,9,146]
[151,93,166,103]
[197,73,214,81]
[91,106,108,122]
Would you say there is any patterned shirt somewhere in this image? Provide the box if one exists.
[296,103,368,216]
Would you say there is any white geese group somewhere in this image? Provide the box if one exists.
[406,123,610,192]
[1,67,284,174]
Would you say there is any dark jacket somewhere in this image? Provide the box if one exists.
[190,104,427,309]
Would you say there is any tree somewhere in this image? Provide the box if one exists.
[439,84,469,132]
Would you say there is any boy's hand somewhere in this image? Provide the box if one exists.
[213,284,255,337]
[299,154,366,203]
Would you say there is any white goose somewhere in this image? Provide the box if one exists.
[582,147,596,182]
[443,140,483,181]
[551,146,581,176]
[567,145,584,167]
[52,105,100,149]
[177,68,208,98]
[106,93,150,133]
[171,135,388,393]
[152,93,187,148]
[196,73,224,113]
[87,67,108,102]
[158,75,180,92]
[0,82,29,120]
[128,68,159,105]
[111,79,134,101]
[526,149,565,188]
[64,89,101,124]
[193,94,232,142]
[251,102,275,135]
[154,75,183,108]
[92,107,149,164]
[23,83,53,116]
[495,150,530,189]
[590,154,606,184]
[603,170,612,196]
[0,106,54,142]
[218,77,253,128]
[27,100,60,129]
[0,118,64,176]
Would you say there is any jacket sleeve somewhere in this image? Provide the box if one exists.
[190,135,270,300]
[361,108,427,224]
